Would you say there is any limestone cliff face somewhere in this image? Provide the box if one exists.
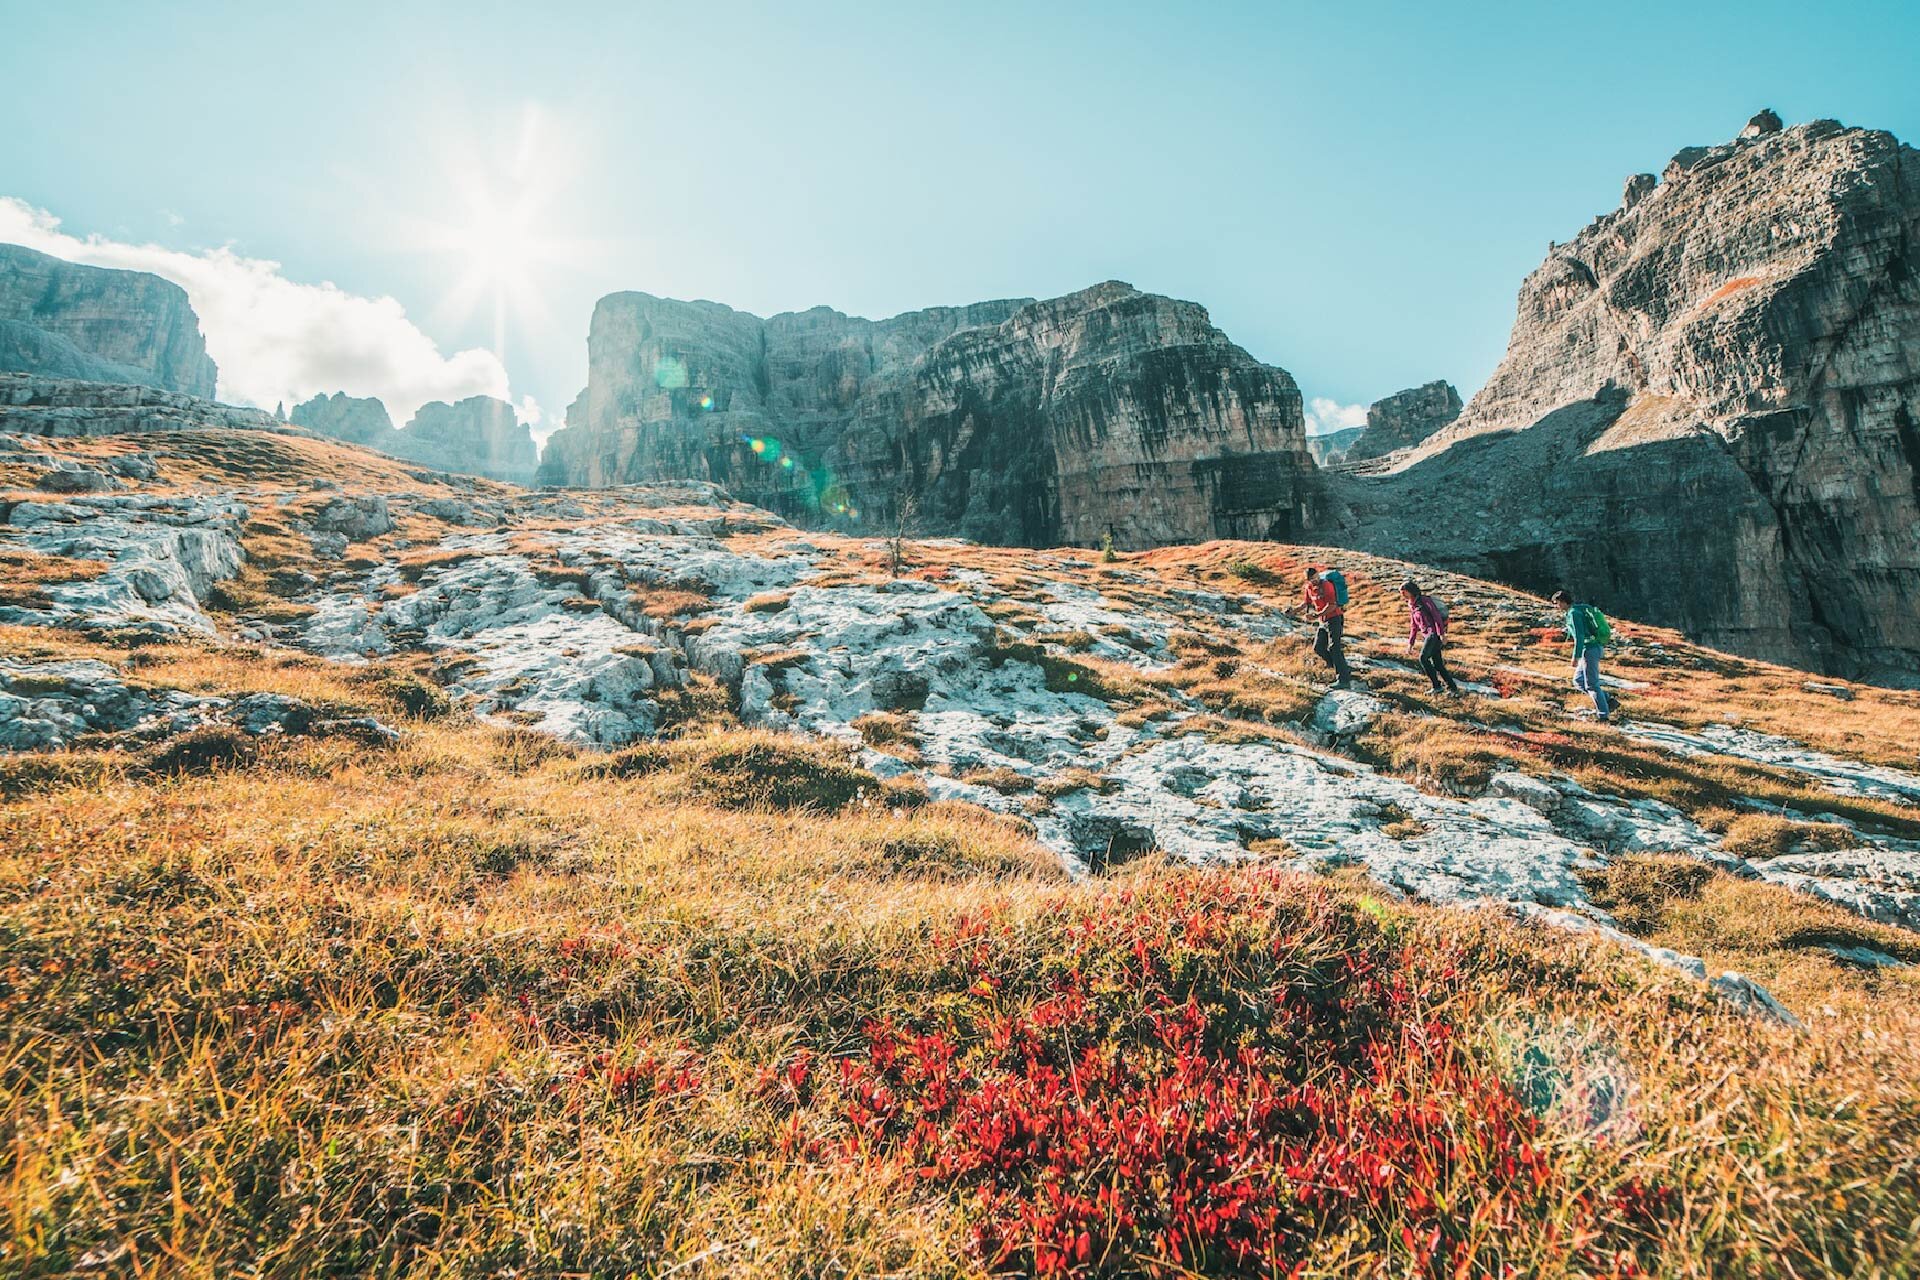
[1339,114,1920,681]
[0,244,217,397]
[290,392,394,447]
[539,282,1321,547]
[1345,381,1461,463]
[401,396,538,486]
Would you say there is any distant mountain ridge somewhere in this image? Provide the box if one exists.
[291,391,538,485]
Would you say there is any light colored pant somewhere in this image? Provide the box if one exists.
[1573,646,1610,716]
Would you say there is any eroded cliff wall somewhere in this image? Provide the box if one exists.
[0,244,217,397]
[537,282,1322,547]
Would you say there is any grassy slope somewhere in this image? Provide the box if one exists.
[2,433,1920,1275]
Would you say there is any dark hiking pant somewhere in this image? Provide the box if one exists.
[1418,635,1459,693]
[1313,617,1352,682]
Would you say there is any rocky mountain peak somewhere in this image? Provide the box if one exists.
[290,391,394,446]
[1331,112,1920,682]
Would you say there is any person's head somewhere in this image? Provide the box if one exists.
[1551,589,1572,607]
[1305,566,1321,582]
[1400,578,1420,600]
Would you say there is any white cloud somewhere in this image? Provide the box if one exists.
[1305,396,1368,437]
[0,197,517,429]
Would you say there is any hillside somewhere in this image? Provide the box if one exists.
[4,407,1920,1275]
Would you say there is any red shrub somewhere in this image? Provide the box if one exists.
[820,875,1670,1276]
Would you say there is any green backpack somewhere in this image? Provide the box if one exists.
[1578,604,1613,646]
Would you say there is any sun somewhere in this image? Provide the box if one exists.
[454,203,535,285]
[406,101,591,358]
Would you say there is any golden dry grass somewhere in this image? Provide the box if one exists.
[1,693,1916,1276]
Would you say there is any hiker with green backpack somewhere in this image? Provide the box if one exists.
[1551,589,1612,721]
[1304,566,1353,690]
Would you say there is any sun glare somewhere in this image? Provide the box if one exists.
[406,101,589,359]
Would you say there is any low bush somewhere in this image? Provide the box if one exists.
[142,725,255,777]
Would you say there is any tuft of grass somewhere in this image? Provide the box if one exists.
[358,670,454,721]
[960,766,1036,794]
[852,711,919,763]
[743,591,792,614]
[1718,814,1858,859]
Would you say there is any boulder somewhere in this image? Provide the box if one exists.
[310,495,392,541]
[35,466,117,493]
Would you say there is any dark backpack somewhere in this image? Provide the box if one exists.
[1323,569,1349,608]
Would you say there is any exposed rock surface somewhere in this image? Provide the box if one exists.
[1343,380,1462,463]
[1331,115,1920,682]
[0,244,217,396]
[0,493,247,636]
[0,660,395,751]
[537,281,1323,548]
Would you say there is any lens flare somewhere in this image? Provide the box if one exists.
[697,392,713,411]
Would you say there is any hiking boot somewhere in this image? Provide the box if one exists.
[1334,678,1352,691]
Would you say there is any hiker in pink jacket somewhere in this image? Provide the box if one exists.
[1401,579,1460,695]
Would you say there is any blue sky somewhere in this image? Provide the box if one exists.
[3,0,1915,436]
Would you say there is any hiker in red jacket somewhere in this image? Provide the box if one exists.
[1401,579,1460,695]
[1303,566,1353,690]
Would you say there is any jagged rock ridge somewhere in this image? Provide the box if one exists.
[1334,112,1920,682]
[292,391,538,485]
[538,281,1323,548]
[1306,426,1364,466]
[0,244,217,397]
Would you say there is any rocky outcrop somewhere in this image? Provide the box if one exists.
[0,244,217,397]
[0,374,283,436]
[290,392,394,447]
[1344,381,1461,463]
[0,493,247,637]
[1335,114,1920,682]
[399,396,538,486]
[538,281,1323,548]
